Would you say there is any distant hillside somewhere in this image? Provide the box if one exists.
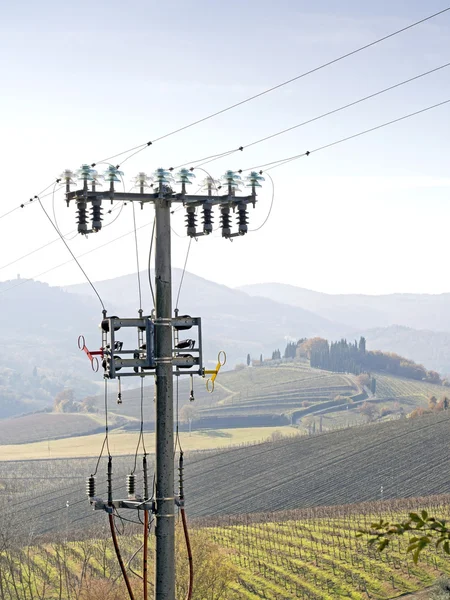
[240,282,450,333]
[240,283,450,373]
[66,269,343,367]
[355,325,450,376]
[0,279,101,418]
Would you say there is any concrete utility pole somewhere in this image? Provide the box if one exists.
[64,165,263,600]
[154,190,175,599]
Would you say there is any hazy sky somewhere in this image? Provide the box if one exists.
[1,0,450,296]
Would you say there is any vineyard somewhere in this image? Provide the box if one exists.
[202,496,450,599]
[0,497,448,599]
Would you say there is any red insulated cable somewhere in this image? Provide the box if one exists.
[143,510,149,600]
[109,513,136,600]
[181,507,194,600]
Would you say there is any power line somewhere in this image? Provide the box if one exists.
[93,7,450,167]
[0,202,124,275]
[37,196,106,312]
[171,60,450,172]
[0,220,152,297]
[175,238,192,311]
[242,97,450,172]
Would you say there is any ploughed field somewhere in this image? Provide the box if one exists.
[2,410,450,538]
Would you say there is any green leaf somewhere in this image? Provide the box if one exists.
[443,541,450,555]
[421,510,428,521]
[409,513,424,524]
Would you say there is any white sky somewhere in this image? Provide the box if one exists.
[1,0,450,295]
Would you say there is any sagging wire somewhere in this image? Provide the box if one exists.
[132,378,147,475]
[36,194,106,312]
[249,172,275,232]
[178,451,194,600]
[91,379,112,479]
[175,238,192,311]
[109,512,136,600]
[131,203,143,313]
[147,219,156,308]
[0,220,153,297]
[243,98,450,174]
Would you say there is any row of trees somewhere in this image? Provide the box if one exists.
[306,337,444,384]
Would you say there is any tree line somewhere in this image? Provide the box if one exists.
[271,336,447,385]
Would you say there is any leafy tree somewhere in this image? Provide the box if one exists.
[370,377,376,395]
[246,353,250,367]
[358,510,450,564]
[260,353,263,364]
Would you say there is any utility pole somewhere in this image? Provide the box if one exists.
[64,165,263,600]
[154,190,175,599]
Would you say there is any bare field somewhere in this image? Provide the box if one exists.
[0,412,111,444]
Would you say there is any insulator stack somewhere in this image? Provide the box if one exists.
[143,456,149,500]
[127,473,136,497]
[202,203,213,234]
[107,457,113,506]
[237,203,248,235]
[178,452,184,501]
[76,200,88,234]
[220,206,231,238]
[86,475,96,498]
[185,206,197,237]
[91,200,103,232]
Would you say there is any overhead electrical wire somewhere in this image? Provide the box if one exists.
[147,219,156,308]
[167,60,450,173]
[249,172,275,232]
[94,6,450,169]
[175,238,192,311]
[243,97,450,173]
[131,203,143,312]
[0,220,152,297]
[36,195,106,312]
[0,201,124,275]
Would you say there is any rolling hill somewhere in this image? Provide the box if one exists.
[3,409,450,537]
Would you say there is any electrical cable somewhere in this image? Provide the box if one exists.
[90,7,450,169]
[143,508,149,600]
[91,379,112,478]
[36,195,106,312]
[0,200,123,275]
[241,97,450,173]
[0,181,57,222]
[169,60,450,174]
[131,203,143,312]
[132,378,147,475]
[109,513,136,600]
[147,219,156,308]
[0,220,152,297]
[249,172,275,232]
[175,238,192,311]
[181,506,193,600]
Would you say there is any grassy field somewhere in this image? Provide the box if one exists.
[0,425,300,460]
[0,497,446,599]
